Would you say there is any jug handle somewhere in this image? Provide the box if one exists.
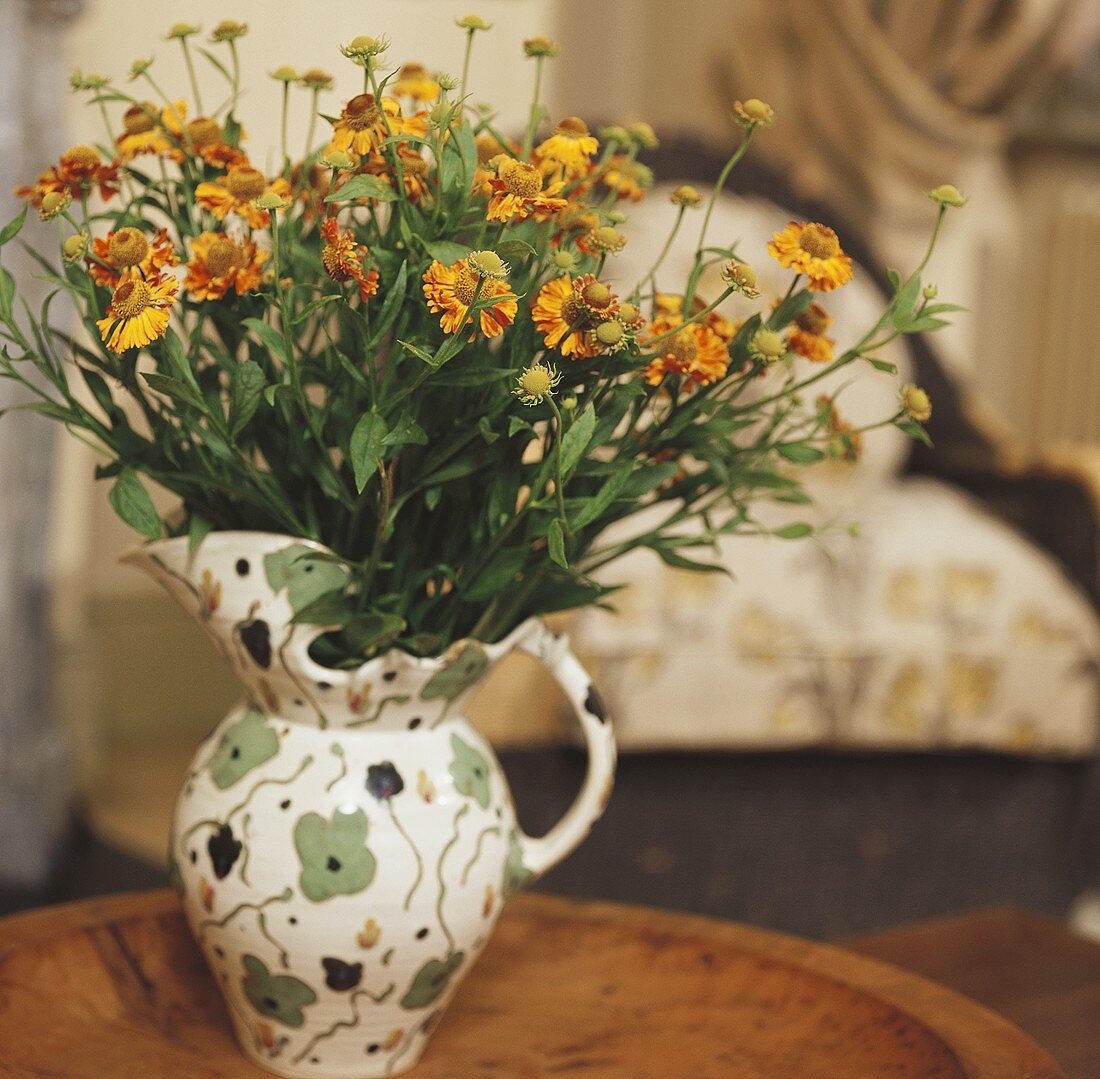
[513,622,616,879]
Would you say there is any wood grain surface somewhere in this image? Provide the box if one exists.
[0,890,1063,1078]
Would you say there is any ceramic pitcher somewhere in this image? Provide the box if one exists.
[124,531,616,1078]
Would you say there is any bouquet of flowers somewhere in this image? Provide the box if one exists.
[0,17,961,663]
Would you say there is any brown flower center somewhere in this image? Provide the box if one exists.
[795,303,831,335]
[62,145,100,170]
[560,295,584,328]
[400,153,429,178]
[108,227,150,267]
[321,243,351,282]
[343,94,381,131]
[555,116,590,139]
[122,104,157,135]
[500,160,542,199]
[205,237,245,277]
[112,278,152,318]
[187,118,222,148]
[799,223,840,260]
[667,329,698,366]
[225,167,267,201]
[453,265,479,306]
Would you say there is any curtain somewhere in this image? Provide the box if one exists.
[553,0,1099,376]
[0,0,82,888]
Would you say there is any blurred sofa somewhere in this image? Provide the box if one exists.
[509,142,1100,937]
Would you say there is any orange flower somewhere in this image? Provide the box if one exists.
[643,316,729,387]
[96,272,179,354]
[819,396,862,462]
[392,63,441,103]
[185,232,268,301]
[195,166,291,229]
[88,226,179,289]
[320,218,379,302]
[786,302,835,362]
[328,94,403,158]
[600,154,652,203]
[655,293,738,344]
[768,221,853,292]
[358,147,432,205]
[535,117,598,181]
[531,274,618,359]
[16,145,119,207]
[422,258,517,338]
[183,117,247,168]
[484,158,568,223]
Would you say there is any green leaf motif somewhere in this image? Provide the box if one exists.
[208,709,280,790]
[228,360,266,436]
[421,644,489,701]
[109,468,162,540]
[241,954,317,1028]
[559,406,596,478]
[294,807,376,902]
[400,953,465,1010]
[448,732,491,809]
[264,544,350,614]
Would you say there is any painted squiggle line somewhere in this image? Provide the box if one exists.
[384,1027,418,1078]
[239,813,253,886]
[198,887,292,944]
[290,984,396,1064]
[436,803,470,956]
[346,694,411,729]
[225,755,315,822]
[460,825,501,886]
[278,627,328,728]
[179,816,221,847]
[257,908,291,970]
[388,801,424,911]
[324,743,347,793]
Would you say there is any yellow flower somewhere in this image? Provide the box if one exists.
[733,98,775,128]
[195,167,291,229]
[786,302,835,362]
[643,318,729,387]
[300,68,334,91]
[532,274,617,359]
[484,157,568,222]
[927,184,967,208]
[600,155,652,203]
[768,221,853,292]
[535,117,598,180]
[749,328,786,363]
[523,36,559,58]
[422,258,517,338]
[625,121,659,150]
[328,93,404,158]
[719,259,759,298]
[577,225,626,256]
[513,361,562,405]
[901,384,932,422]
[89,226,179,288]
[393,63,440,103]
[185,232,268,301]
[670,185,702,208]
[455,15,492,31]
[116,102,173,159]
[96,273,179,353]
[340,35,390,63]
[210,20,247,42]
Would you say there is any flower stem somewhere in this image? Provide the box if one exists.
[180,39,204,114]
[522,56,545,157]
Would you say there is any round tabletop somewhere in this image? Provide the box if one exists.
[0,889,1062,1078]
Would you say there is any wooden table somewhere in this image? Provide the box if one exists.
[0,890,1062,1077]
[849,907,1100,1079]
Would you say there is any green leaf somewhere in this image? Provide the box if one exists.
[892,274,922,329]
[426,241,470,265]
[109,468,162,541]
[775,442,825,464]
[866,357,898,374]
[0,265,14,322]
[229,360,266,436]
[508,416,533,437]
[463,547,527,602]
[350,410,388,493]
[653,545,727,573]
[0,207,27,247]
[774,522,814,539]
[242,317,291,365]
[766,288,813,330]
[898,314,949,333]
[382,412,427,448]
[496,238,537,263]
[547,517,568,568]
[885,267,901,291]
[368,260,407,345]
[143,372,207,411]
[477,416,499,444]
[324,174,399,203]
[188,513,213,553]
[397,339,436,365]
[896,420,934,448]
[290,588,354,626]
[345,612,407,655]
[559,406,596,478]
[619,462,680,499]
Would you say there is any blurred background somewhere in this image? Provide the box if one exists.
[4,0,1100,945]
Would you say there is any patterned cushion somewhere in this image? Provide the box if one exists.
[574,479,1100,755]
